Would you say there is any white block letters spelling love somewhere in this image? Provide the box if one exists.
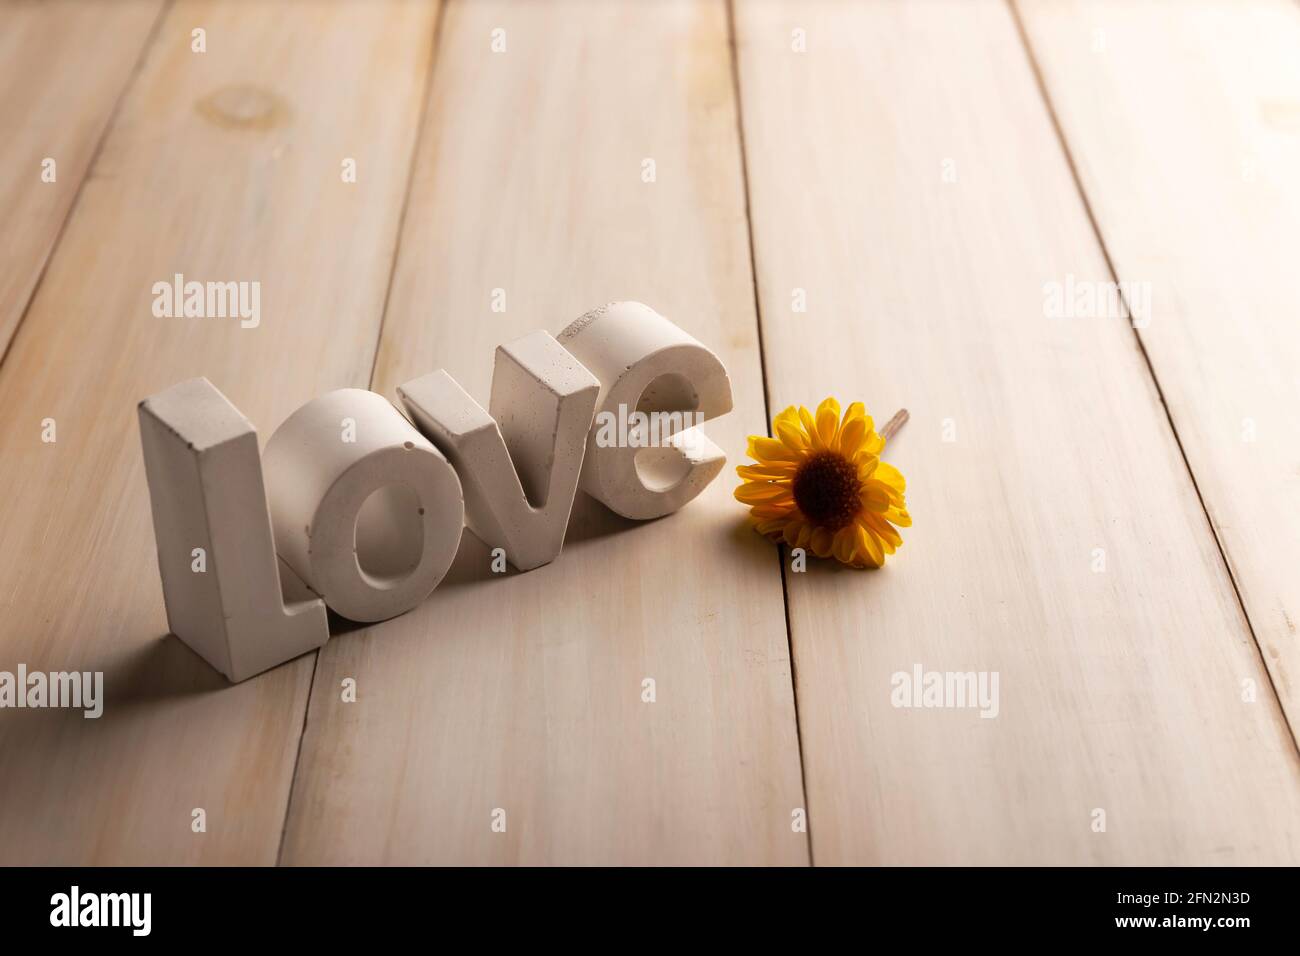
[138,303,732,682]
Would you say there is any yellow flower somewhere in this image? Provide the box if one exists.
[735,398,910,568]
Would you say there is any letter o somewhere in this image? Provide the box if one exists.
[264,389,463,622]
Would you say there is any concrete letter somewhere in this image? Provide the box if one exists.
[557,302,732,519]
[138,378,328,682]
[399,330,598,570]
[263,389,463,623]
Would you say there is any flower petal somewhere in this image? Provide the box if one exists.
[874,461,906,492]
[816,397,841,445]
[797,406,822,449]
[775,419,809,452]
[863,512,902,552]
[774,406,802,432]
[862,483,893,511]
[736,463,795,481]
[749,502,795,518]
[856,523,885,567]
[748,436,801,463]
[810,526,834,558]
[816,404,839,448]
[735,481,793,504]
[885,506,911,527]
[864,476,905,508]
[832,526,857,565]
[838,416,866,456]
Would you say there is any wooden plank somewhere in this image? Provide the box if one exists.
[280,0,809,865]
[0,0,437,864]
[0,0,164,359]
[734,0,1300,863]
[1015,0,1300,738]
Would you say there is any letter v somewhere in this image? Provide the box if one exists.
[398,331,599,571]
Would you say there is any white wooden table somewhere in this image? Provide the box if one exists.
[1,0,1297,865]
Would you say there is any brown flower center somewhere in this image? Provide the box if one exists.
[792,451,861,530]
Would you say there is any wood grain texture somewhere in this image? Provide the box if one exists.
[0,0,437,864]
[734,0,1300,864]
[279,0,809,865]
[0,0,165,359]
[1015,0,1300,738]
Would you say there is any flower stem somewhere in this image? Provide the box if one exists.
[880,408,909,442]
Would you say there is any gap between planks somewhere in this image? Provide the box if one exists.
[724,0,816,867]
[1006,0,1300,761]
[0,0,173,377]
[274,0,451,867]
